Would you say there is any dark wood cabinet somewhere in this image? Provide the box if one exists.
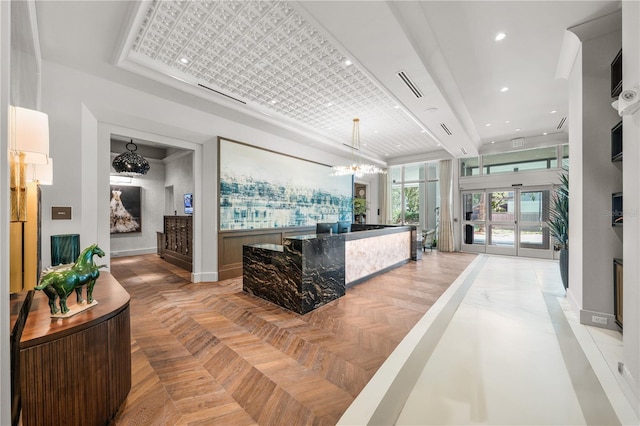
[14,274,131,426]
[161,215,193,271]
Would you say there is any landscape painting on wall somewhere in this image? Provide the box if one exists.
[110,185,142,234]
[219,138,353,230]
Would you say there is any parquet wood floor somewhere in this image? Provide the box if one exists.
[109,251,476,426]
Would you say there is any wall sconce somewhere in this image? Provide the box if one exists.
[9,105,51,221]
[27,157,53,185]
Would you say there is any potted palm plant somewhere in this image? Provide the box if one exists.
[353,198,367,224]
[548,173,569,290]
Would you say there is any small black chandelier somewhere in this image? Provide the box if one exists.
[112,140,150,176]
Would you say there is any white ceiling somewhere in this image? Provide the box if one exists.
[36,0,620,165]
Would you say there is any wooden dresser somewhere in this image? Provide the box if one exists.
[160,215,193,272]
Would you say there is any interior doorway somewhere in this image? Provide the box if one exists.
[165,185,174,215]
[461,186,552,259]
[354,182,367,223]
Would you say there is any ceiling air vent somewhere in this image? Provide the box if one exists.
[198,83,247,104]
[460,147,468,155]
[396,70,423,99]
[557,117,567,130]
[440,123,452,135]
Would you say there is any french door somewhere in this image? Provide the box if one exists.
[461,186,552,259]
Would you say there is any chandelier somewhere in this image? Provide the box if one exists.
[112,140,150,176]
[332,118,386,178]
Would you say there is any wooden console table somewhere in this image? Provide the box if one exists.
[12,272,131,426]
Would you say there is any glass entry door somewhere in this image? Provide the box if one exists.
[517,188,551,258]
[461,187,552,258]
[486,190,516,255]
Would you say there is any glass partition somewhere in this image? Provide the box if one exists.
[483,147,558,175]
[460,145,568,177]
[460,157,479,176]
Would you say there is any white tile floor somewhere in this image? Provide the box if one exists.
[339,254,639,425]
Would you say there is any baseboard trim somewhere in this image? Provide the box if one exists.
[192,272,218,283]
[110,247,156,257]
[579,309,619,331]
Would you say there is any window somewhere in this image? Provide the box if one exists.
[460,144,568,177]
[388,163,439,233]
[483,147,558,175]
[460,157,479,176]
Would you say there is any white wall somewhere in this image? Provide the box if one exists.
[39,59,359,282]
[165,152,194,215]
[581,29,624,321]
[109,156,166,257]
[622,0,640,411]
[0,2,11,423]
[568,24,622,328]
[568,44,584,315]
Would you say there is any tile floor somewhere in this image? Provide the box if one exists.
[341,254,639,425]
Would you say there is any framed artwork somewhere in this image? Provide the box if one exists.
[110,185,141,233]
[219,138,353,231]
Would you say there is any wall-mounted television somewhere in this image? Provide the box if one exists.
[184,193,193,215]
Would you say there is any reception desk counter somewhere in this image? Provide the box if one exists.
[243,224,416,313]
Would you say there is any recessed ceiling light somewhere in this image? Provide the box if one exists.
[550,110,557,114]
[271,100,277,104]
[500,87,509,92]
[491,141,496,144]
[515,128,521,131]
[485,123,491,127]
[326,102,333,107]
[180,57,189,64]
[344,59,352,66]
[505,120,511,123]
[495,32,506,41]
[394,105,400,109]
[421,130,427,133]
[543,132,548,135]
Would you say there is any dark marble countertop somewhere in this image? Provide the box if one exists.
[245,243,284,252]
[285,233,339,241]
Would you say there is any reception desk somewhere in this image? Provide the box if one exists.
[10,273,131,426]
[243,224,416,313]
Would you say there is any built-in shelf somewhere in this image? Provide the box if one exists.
[611,48,623,98]
[612,192,623,226]
[614,258,623,329]
[611,120,623,162]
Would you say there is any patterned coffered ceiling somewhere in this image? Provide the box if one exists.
[124,0,440,160]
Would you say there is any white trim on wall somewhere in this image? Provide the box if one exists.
[1,1,12,423]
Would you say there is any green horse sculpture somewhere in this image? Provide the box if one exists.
[36,244,106,315]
